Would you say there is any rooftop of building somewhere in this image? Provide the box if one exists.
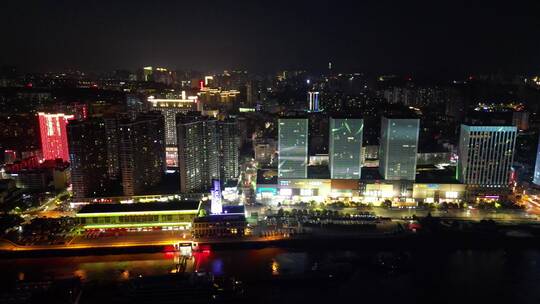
[463,111,514,126]
[143,171,182,195]
[329,115,364,120]
[77,200,200,215]
[221,205,245,214]
[194,213,246,223]
[382,115,420,120]
[256,165,460,184]
[5,157,69,173]
[418,143,451,154]
[118,111,163,125]
[176,111,218,124]
[360,167,384,180]
[461,123,516,129]
[257,169,278,185]
[223,179,238,188]
[415,166,460,184]
[221,117,237,123]
[308,165,330,179]
[278,113,308,119]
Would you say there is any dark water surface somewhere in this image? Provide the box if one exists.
[1,248,540,303]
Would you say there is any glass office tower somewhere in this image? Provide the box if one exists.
[278,118,308,178]
[379,117,420,181]
[329,118,363,179]
[534,133,540,186]
[458,125,517,187]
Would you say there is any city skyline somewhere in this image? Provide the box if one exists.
[2,2,540,303]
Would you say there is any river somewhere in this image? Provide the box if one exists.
[1,247,540,303]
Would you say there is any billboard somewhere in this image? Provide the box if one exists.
[211,179,222,214]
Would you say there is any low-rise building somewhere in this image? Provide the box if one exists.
[76,201,200,231]
[0,179,22,204]
[192,205,247,238]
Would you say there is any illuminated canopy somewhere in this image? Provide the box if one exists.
[76,201,200,217]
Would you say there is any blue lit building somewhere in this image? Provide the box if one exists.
[308,92,320,112]
[458,125,517,188]
[534,133,540,186]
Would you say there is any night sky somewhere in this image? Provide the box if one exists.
[1,0,539,74]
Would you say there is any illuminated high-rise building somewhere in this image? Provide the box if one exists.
[329,118,363,179]
[458,125,517,188]
[278,118,308,178]
[246,81,255,106]
[67,119,113,199]
[308,91,320,112]
[148,94,198,167]
[103,116,121,180]
[38,112,74,161]
[176,113,220,193]
[533,133,540,186]
[118,112,166,196]
[512,111,529,131]
[141,66,153,81]
[379,117,420,181]
[198,88,241,111]
[153,67,174,85]
[219,118,239,182]
[211,179,222,214]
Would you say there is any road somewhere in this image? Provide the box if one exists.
[519,193,540,215]
[252,205,538,223]
[22,190,73,220]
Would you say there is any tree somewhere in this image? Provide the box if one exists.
[381,200,392,208]
[198,209,208,217]
[0,214,24,234]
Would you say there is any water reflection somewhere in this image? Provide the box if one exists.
[119,270,129,281]
[271,259,280,275]
[211,259,224,276]
[73,269,87,281]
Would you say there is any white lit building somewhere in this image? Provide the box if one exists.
[458,125,517,189]
[148,93,198,167]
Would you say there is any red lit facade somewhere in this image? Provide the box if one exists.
[38,112,74,161]
[72,103,88,120]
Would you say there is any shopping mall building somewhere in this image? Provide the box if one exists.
[256,167,467,206]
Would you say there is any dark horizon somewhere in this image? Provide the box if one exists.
[1,0,539,75]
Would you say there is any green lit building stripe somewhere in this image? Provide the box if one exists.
[76,210,198,217]
[82,222,192,229]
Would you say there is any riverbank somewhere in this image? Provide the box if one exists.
[2,229,540,259]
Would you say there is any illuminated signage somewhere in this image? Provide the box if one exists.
[445,191,458,199]
[279,188,292,196]
[300,189,313,196]
[38,112,74,161]
[211,179,222,214]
